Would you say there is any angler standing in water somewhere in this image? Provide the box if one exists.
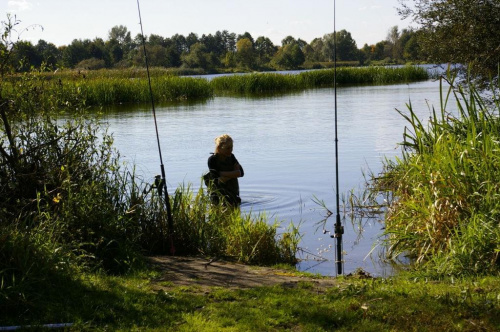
[206,134,244,207]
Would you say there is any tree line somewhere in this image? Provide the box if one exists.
[6,0,498,81]
[4,20,424,73]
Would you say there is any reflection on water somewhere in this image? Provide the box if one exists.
[104,79,448,277]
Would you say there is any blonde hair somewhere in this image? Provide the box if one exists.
[214,134,233,154]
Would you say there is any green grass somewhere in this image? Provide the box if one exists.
[1,270,499,331]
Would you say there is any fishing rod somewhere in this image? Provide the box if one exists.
[332,0,344,275]
[136,0,175,254]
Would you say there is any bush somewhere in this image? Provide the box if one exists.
[75,57,106,70]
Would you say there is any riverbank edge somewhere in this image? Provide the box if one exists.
[2,255,499,331]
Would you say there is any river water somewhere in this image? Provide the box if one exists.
[104,78,446,277]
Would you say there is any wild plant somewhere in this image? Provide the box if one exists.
[133,181,300,265]
[210,66,429,94]
[371,74,500,275]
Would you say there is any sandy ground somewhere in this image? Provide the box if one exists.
[148,256,342,293]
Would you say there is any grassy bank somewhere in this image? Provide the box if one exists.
[366,76,500,276]
[1,268,499,331]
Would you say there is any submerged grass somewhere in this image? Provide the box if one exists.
[369,75,500,276]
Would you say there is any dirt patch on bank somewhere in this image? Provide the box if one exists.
[148,256,339,293]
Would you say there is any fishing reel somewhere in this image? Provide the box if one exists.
[154,175,165,197]
[323,220,344,239]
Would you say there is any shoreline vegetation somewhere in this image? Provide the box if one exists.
[363,75,500,277]
[2,3,500,328]
[3,65,429,106]
[2,60,500,329]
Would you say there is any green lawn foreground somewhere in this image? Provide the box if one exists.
[3,268,498,331]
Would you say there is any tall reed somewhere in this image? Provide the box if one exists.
[2,73,213,107]
[60,76,213,106]
[371,76,500,275]
[3,66,428,107]
[135,182,300,265]
[210,66,429,94]
[42,67,205,80]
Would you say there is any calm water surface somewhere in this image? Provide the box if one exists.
[105,79,446,277]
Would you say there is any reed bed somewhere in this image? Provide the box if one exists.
[210,66,429,94]
[138,183,300,265]
[371,76,500,275]
[2,66,428,107]
[42,67,205,80]
[58,76,213,105]
[2,69,213,107]
[209,73,304,94]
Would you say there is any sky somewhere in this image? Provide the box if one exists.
[2,0,415,48]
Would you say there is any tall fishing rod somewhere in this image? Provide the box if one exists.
[136,0,175,254]
[332,0,344,275]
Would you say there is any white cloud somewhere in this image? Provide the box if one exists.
[7,0,33,11]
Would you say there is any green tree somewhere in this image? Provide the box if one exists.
[271,43,305,70]
[148,34,165,46]
[181,42,209,69]
[62,39,90,68]
[398,0,500,80]
[254,36,276,67]
[108,42,124,65]
[237,32,254,44]
[135,44,168,67]
[164,45,182,68]
[171,33,188,53]
[35,39,60,68]
[385,26,399,60]
[108,25,132,49]
[11,40,41,71]
[306,38,325,62]
[336,30,359,61]
[236,37,254,69]
[107,25,133,66]
[359,43,372,63]
[200,33,220,56]
[281,35,296,46]
[186,33,199,51]
[403,33,420,61]
[397,28,418,62]
[222,51,236,68]
[87,38,110,66]
[374,41,388,61]
[322,30,359,62]
[221,30,236,53]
